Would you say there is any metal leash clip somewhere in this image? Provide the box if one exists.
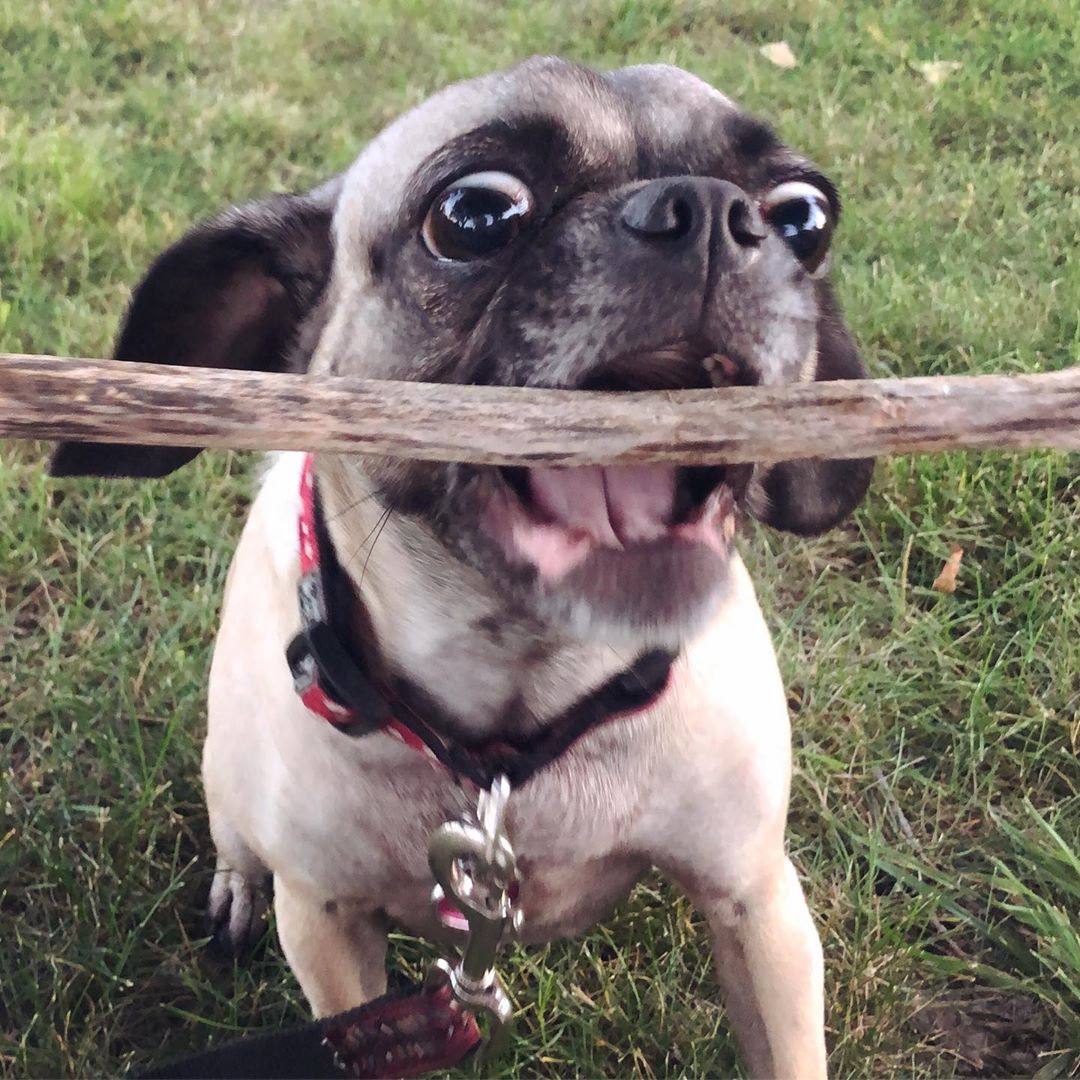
[428,775,520,1069]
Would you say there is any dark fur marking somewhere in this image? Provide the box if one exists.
[728,114,782,162]
[473,614,505,645]
[401,116,582,226]
[369,241,386,279]
[50,193,335,478]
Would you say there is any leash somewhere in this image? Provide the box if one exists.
[146,977,481,1079]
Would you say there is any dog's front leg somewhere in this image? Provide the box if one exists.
[274,879,388,1018]
[682,856,826,1079]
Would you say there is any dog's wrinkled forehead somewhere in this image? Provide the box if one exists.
[334,56,743,251]
[604,62,739,146]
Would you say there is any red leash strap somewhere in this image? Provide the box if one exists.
[323,978,482,1079]
[145,974,482,1079]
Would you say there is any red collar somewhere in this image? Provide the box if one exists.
[287,454,676,789]
[293,454,444,763]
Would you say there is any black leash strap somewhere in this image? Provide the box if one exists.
[144,977,481,1080]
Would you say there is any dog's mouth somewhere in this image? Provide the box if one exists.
[482,345,749,582]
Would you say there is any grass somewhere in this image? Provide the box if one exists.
[1,0,1078,1075]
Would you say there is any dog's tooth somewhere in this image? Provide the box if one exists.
[706,353,740,387]
[706,355,732,387]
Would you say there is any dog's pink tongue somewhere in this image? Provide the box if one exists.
[527,465,677,546]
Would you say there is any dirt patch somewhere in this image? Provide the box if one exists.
[911,988,1060,1076]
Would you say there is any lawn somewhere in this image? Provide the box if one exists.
[1,0,1078,1076]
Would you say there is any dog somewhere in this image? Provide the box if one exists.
[51,57,873,1078]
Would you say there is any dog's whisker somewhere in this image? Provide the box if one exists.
[347,505,393,559]
[353,507,394,593]
[333,505,393,585]
[322,490,379,527]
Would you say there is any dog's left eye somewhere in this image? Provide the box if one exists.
[422,171,534,261]
[762,181,834,273]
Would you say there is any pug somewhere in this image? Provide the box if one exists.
[51,56,873,1078]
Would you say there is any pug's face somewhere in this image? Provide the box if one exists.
[314,58,870,639]
[52,57,873,644]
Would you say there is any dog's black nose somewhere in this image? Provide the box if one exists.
[620,177,766,262]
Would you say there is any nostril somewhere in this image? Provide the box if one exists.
[621,181,700,240]
[669,197,694,240]
[727,197,767,247]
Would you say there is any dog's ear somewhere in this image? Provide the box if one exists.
[49,191,335,478]
[753,306,875,536]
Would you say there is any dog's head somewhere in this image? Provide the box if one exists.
[52,57,873,643]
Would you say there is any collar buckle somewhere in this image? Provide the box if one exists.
[298,569,328,624]
[287,641,318,695]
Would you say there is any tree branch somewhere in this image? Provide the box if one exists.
[2,353,1077,466]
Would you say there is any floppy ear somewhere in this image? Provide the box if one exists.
[49,189,336,478]
[753,296,875,536]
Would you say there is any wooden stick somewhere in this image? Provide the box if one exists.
[1,352,1077,466]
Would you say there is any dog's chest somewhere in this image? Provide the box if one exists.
[512,851,647,942]
[382,847,647,945]
[273,733,657,943]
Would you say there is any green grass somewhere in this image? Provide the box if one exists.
[2,0,1079,1075]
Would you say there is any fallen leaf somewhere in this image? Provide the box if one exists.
[865,22,888,46]
[933,545,964,593]
[917,60,962,85]
[760,41,797,69]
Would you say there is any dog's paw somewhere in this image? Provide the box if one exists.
[207,868,272,957]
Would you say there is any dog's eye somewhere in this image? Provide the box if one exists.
[422,171,534,261]
[762,181,834,273]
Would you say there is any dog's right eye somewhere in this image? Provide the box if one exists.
[762,180,834,273]
[422,171,534,261]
